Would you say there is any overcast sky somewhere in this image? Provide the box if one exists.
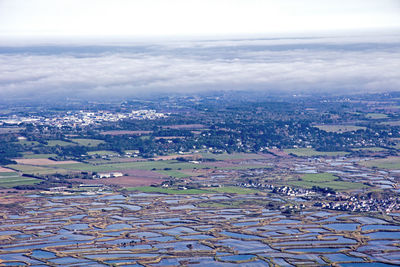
[0,0,399,39]
[0,1,399,100]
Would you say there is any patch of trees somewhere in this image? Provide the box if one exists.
[312,186,336,195]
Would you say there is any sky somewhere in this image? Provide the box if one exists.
[0,0,399,100]
[0,0,399,39]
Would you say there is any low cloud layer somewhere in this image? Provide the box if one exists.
[0,35,399,100]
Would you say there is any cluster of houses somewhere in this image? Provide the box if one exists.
[0,109,167,128]
[316,197,400,213]
[237,182,314,197]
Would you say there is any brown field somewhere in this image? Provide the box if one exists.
[75,170,166,187]
[14,159,79,166]
[180,168,213,176]
[0,192,31,204]
[0,167,15,173]
[101,130,152,135]
[87,158,143,164]
[162,124,205,129]
[73,170,168,187]
[203,160,255,168]
[75,176,165,187]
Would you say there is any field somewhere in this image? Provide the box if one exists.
[76,176,164,187]
[284,148,349,157]
[314,124,366,133]
[21,153,57,159]
[71,138,105,147]
[360,156,400,170]
[0,172,40,188]
[157,170,191,178]
[352,147,387,152]
[0,167,14,172]
[154,136,185,140]
[151,154,194,161]
[100,130,152,135]
[46,140,76,146]
[289,173,367,190]
[366,113,389,119]
[87,150,120,156]
[214,165,271,170]
[6,164,69,175]
[210,186,261,194]
[200,152,267,160]
[14,158,78,166]
[15,140,40,146]
[48,160,206,172]
[161,124,205,129]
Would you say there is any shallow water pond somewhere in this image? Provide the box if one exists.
[287,247,345,253]
[31,250,56,259]
[0,230,20,235]
[366,231,400,239]
[170,204,196,210]
[324,253,364,262]
[64,223,89,230]
[180,234,214,240]
[111,204,141,211]
[326,223,359,231]
[219,254,256,261]
[221,231,262,239]
[161,226,198,235]
[362,224,400,231]
[233,221,259,227]
[105,223,132,230]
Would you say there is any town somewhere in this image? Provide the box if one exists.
[0,109,167,128]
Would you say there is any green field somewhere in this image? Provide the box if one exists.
[289,173,367,190]
[210,186,261,194]
[15,140,40,146]
[352,147,387,152]
[201,152,265,160]
[71,138,105,147]
[6,164,68,175]
[87,150,120,156]
[22,153,57,159]
[366,113,388,119]
[0,172,40,188]
[284,148,349,157]
[213,165,271,170]
[46,140,76,147]
[126,186,210,194]
[360,157,400,170]
[315,125,366,133]
[51,160,206,172]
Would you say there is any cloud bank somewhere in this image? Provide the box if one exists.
[0,35,399,100]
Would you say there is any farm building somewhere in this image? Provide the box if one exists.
[94,172,123,179]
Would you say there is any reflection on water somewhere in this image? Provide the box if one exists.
[0,192,399,266]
